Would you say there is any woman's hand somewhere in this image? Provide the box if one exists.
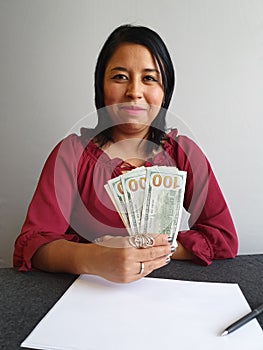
[32,234,175,283]
[81,234,173,283]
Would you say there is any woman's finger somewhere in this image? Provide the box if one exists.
[149,233,172,246]
[135,254,171,277]
[134,244,174,262]
[94,233,171,249]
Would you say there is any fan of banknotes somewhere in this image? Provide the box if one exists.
[105,166,187,245]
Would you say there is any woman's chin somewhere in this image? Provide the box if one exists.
[113,122,150,136]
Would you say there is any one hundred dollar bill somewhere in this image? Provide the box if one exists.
[105,175,131,233]
[140,166,187,245]
[105,166,187,245]
[121,167,147,235]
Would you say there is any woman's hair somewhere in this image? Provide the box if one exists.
[93,24,175,152]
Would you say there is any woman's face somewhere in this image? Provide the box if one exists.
[103,43,164,138]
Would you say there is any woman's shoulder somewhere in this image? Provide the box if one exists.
[45,128,98,165]
[165,128,208,161]
[165,128,198,150]
[61,128,96,145]
[59,128,97,149]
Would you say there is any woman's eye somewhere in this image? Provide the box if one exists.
[112,74,128,80]
[144,75,158,82]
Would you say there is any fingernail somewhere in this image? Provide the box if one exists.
[167,237,173,243]
[166,256,171,264]
[170,246,176,253]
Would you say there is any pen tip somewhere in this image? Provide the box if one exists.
[221,331,228,336]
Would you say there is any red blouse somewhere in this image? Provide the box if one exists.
[13,129,238,270]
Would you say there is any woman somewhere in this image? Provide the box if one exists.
[13,24,238,283]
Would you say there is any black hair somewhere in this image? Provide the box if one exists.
[92,24,175,153]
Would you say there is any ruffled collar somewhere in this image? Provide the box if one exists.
[82,128,179,172]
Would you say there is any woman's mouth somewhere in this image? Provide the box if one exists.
[119,105,147,116]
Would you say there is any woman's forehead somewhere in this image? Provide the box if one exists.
[105,43,160,71]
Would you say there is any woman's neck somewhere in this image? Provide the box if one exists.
[103,137,147,162]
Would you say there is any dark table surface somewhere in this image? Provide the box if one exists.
[1,254,263,350]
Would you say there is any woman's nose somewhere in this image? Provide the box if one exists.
[125,80,143,100]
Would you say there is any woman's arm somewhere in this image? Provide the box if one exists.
[31,235,173,283]
[171,134,238,265]
[13,135,83,271]
[171,241,195,260]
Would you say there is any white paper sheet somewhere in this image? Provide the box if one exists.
[21,275,263,350]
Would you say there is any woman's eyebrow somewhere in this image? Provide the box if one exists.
[110,66,128,72]
[110,67,160,74]
[144,68,160,74]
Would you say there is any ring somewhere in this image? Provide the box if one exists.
[139,262,145,275]
[128,234,155,249]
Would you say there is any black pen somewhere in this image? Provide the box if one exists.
[221,303,263,336]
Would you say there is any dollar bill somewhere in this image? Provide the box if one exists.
[140,166,187,245]
[121,167,147,235]
[105,175,131,233]
[105,166,187,245]
[138,166,159,234]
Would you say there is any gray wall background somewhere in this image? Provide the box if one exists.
[1,0,262,267]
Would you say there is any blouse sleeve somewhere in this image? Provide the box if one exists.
[174,135,238,265]
[13,135,83,271]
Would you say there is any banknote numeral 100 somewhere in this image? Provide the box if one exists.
[127,177,146,192]
[152,174,177,188]
[117,181,124,195]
